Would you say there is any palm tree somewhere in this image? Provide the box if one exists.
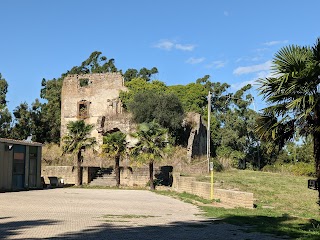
[101,131,126,187]
[130,121,167,190]
[256,38,320,202]
[62,120,96,186]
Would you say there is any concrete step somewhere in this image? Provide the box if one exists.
[89,173,117,187]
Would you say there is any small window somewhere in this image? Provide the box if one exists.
[79,78,89,87]
[78,101,89,119]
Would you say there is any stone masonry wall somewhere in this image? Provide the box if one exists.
[120,167,150,187]
[61,73,128,145]
[185,113,207,160]
[172,173,253,208]
[42,166,97,185]
[42,166,172,188]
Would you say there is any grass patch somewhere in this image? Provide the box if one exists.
[103,219,130,223]
[103,214,157,219]
[202,207,320,240]
[156,190,212,204]
[158,169,320,239]
[198,169,319,219]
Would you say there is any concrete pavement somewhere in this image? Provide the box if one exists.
[0,188,284,239]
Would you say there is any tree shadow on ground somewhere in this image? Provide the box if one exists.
[213,214,320,240]
[0,215,318,239]
[44,219,285,240]
[0,218,59,239]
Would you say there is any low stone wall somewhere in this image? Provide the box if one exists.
[42,165,173,187]
[42,166,99,185]
[172,173,253,208]
[120,167,150,187]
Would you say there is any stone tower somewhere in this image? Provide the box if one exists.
[61,73,132,145]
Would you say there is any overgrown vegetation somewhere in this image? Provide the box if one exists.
[1,49,318,177]
[1,39,320,198]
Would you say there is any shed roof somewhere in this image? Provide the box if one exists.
[0,138,43,147]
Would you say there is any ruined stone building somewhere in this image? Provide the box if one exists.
[60,72,207,159]
[185,112,207,160]
[61,73,135,145]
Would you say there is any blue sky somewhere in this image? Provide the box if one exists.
[0,0,319,112]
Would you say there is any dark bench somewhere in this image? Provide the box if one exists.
[308,179,318,190]
[48,176,59,187]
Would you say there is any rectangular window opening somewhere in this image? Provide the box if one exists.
[79,78,90,87]
[78,102,89,119]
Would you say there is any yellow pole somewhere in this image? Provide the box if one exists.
[210,162,214,200]
[211,169,214,200]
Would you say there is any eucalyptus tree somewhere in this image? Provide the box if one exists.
[10,102,32,140]
[62,120,96,186]
[123,67,158,82]
[256,38,320,202]
[0,73,12,137]
[101,131,126,187]
[130,122,167,190]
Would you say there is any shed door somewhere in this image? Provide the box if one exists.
[29,147,38,188]
[12,145,26,190]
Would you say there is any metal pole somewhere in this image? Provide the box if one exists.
[207,91,211,172]
[210,165,214,200]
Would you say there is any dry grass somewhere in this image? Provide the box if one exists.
[159,169,320,239]
[197,169,319,219]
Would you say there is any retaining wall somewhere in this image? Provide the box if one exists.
[41,166,172,187]
[172,173,253,208]
[42,166,99,185]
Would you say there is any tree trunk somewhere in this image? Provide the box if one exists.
[149,161,155,190]
[115,155,120,187]
[314,133,320,204]
[314,108,320,205]
[76,151,82,186]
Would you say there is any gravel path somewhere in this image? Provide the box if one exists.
[0,188,286,239]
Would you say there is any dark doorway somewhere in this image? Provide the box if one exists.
[12,145,26,190]
[29,147,38,188]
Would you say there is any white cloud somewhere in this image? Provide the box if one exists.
[154,40,175,50]
[186,57,205,64]
[224,11,229,16]
[256,70,273,79]
[236,56,262,63]
[231,79,257,90]
[206,60,227,69]
[233,60,272,75]
[175,43,195,51]
[231,70,273,91]
[154,40,195,51]
[263,40,288,46]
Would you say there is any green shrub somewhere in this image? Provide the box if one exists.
[262,163,284,173]
[290,162,315,177]
[211,158,224,172]
[262,162,315,177]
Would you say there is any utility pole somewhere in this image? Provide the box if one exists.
[207,91,211,172]
[207,91,214,200]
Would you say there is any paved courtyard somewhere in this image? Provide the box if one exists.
[0,188,284,239]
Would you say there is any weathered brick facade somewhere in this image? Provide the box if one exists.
[61,73,134,145]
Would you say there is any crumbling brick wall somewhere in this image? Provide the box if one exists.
[60,73,130,145]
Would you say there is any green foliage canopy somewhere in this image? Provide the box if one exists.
[130,121,167,190]
[256,37,320,201]
[128,90,184,131]
[0,73,11,137]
